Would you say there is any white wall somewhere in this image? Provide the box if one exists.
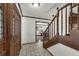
[22,17,50,44]
[22,17,35,44]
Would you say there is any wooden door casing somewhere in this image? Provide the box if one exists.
[0,3,21,56]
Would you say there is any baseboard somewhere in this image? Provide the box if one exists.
[44,48,54,56]
[22,42,36,45]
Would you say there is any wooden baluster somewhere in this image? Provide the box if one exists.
[61,10,63,35]
[57,7,59,35]
[43,32,44,47]
[65,7,67,35]
[70,3,72,31]
[48,27,49,40]
[78,3,79,30]
[54,20,55,36]
[52,15,54,37]
[78,3,79,13]
[70,3,72,15]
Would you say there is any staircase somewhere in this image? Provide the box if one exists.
[43,3,79,52]
[43,35,59,48]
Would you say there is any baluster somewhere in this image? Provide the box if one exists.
[52,15,54,37]
[54,20,55,36]
[61,10,63,35]
[70,3,72,31]
[65,7,67,35]
[57,7,59,35]
[78,3,79,30]
[48,27,49,40]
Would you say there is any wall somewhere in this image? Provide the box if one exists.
[22,17,50,44]
[22,17,35,44]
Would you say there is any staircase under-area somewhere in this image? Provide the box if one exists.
[43,3,79,56]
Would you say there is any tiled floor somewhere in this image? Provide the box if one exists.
[19,41,51,56]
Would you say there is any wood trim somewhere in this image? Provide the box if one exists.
[44,48,53,56]
[22,42,36,45]
[23,15,51,20]
[59,3,78,11]
[72,3,78,8]
[18,3,23,16]
[18,3,51,20]
[3,3,21,56]
[36,21,49,24]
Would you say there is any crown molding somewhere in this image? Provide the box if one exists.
[18,3,51,21]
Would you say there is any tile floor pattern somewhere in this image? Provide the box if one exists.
[19,41,51,56]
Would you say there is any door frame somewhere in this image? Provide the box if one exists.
[35,21,49,42]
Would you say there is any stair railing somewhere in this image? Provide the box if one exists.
[43,3,79,47]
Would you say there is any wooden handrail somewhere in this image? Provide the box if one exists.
[44,15,57,33]
[72,3,78,8]
[44,3,79,34]
[59,3,71,11]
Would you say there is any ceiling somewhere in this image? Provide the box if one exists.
[20,3,66,20]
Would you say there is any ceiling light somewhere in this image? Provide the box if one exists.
[32,3,40,7]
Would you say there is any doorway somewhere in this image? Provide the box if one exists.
[35,21,49,42]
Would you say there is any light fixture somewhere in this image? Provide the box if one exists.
[32,3,40,7]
